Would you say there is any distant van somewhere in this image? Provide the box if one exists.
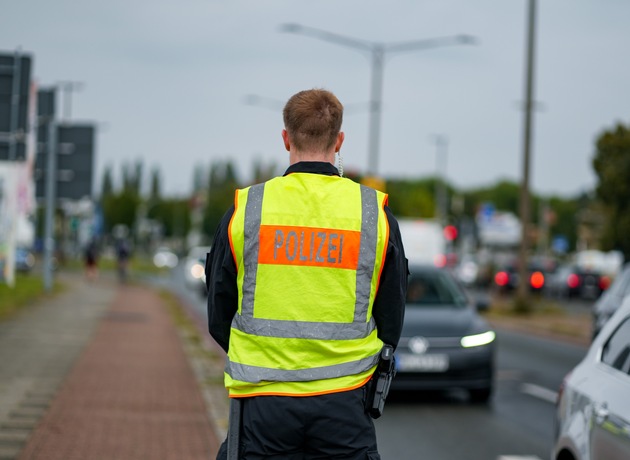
[397,218,447,267]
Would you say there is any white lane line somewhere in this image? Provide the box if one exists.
[520,382,558,404]
[497,456,543,460]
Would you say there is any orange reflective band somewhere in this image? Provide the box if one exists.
[228,374,373,399]
[258,225,360,269]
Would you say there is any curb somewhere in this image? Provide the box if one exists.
[166,289,229,445]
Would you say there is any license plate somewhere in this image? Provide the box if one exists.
[397,353,449,372]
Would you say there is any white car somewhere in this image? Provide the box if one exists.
[553,295,630,460]
[183,246,211,296]
[397,218,448,268]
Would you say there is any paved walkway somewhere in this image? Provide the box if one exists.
[0,272,222,460]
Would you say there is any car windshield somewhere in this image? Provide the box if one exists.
[406,269,469,308]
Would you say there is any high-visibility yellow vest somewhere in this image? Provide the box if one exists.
[226,172,390,397]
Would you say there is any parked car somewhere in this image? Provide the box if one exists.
[545,264,611,300]
[15,247,36,273]
[183,246,211,296]
[593,263,630,339]
[553,295,630,460]
[493,263,546,294]
[392,264,496,403]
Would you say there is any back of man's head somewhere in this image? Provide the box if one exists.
[283,89,344,153]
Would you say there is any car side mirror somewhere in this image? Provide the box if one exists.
[476,300,490,312]
[473,294,491,312]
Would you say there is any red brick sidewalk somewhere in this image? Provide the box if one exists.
[18,284,220,460]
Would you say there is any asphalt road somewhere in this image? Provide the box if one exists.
[165,265,589,460]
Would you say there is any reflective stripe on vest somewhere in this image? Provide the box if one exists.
[226,353,380,384]
[231,314,376,340]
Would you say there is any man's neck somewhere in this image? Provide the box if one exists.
[290,151,335,165]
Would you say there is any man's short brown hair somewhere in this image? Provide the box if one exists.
[283,89,344,152]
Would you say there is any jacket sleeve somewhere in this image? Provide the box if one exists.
[372,207,408,351]
[205,205,238,353]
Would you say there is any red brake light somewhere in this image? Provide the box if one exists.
[443,225,458,241]
[433,254,447,268]
[600,276,611,290]
[530,271,545,289]
[495,271,509,287]
[567,273,580,289]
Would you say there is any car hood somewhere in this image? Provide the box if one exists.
[401,305,491,338]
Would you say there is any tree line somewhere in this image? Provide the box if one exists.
[98,120,630,260]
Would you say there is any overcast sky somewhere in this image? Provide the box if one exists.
[2,0,629,198]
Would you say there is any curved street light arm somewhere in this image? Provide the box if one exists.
[243,94,284,111]
[385,34,477,54]
[278,23,374,52]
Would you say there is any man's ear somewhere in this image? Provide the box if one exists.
[335,132,345,152]
[282,129,291,152]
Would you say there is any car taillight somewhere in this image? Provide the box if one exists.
[495,271,509,286]
[530,271,545,289]
[567,273,580,289]
[433,254,447,268]
[599,276,611,290]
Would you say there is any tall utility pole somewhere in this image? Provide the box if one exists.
[279,24,475,177]
[516,0,538,311]
[57,81,83,122]
[7,49,23,161]
[39,87,58,292]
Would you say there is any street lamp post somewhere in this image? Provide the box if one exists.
[516,0,538,311]
[279,23,475,176]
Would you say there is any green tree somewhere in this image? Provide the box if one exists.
[100,160,144,236]
[149,166,162,202]
[202,160,241,238]
[592,122,630,259]
[386,179,437,218]
[462,180,521,216]
[101,190,140,234]
[101,165,114,199]
[147,199,191,238]
[546,195,580,253]
[192,163,206,193]
[121,160,143,195]
[251,159,278,185]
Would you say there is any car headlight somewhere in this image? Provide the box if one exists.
[190,263,205,279]
[461,331,496,348]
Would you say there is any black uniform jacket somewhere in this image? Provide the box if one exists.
[205,161,408,353]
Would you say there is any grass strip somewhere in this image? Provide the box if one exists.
[0,274,63,321]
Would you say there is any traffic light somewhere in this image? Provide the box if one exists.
[443,224,458,242]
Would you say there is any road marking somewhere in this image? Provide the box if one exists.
[497,456,543,460]
[520,382,558,404]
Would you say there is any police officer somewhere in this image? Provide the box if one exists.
[206,88,408,459]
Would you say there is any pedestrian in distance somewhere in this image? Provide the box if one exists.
[83,238,99,281]
[205,88,408,459]
[115,238,131,284]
